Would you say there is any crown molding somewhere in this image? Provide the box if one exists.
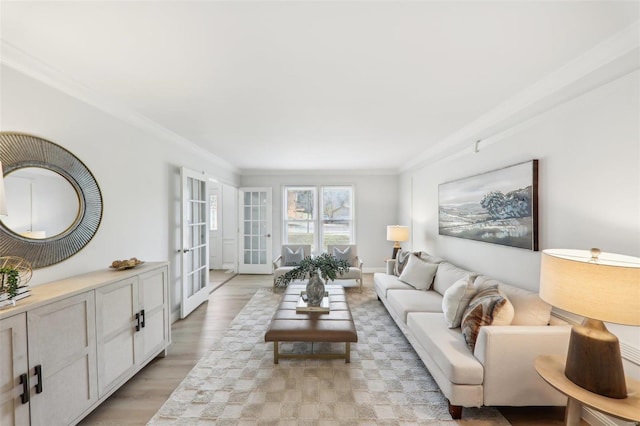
[400,20,640,174]
[0,39,239,176]
[240,168,399,177]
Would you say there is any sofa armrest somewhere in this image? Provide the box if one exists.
[355,256,363,269]
[385,259,396,275]
[474,325,572,406]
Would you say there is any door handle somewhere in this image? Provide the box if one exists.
[135,313,141,332]
[265,234,271,238]
[182,248,190,253]
[140,309,146,328]
[34,365,43,394]
[20,373,29,404]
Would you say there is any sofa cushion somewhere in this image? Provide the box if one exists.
[284,247,304,266]
[374,273,414,298]
[461,285,514,351]
[387,289,443,323]
[442,275,477,328]
[407,312,484,385]
[433,262,476,296]
[398,254,438,290]
[474,276,552,325]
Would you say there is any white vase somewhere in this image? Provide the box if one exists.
[306,271,325,307]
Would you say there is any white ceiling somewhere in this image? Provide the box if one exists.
[1,1,638,173]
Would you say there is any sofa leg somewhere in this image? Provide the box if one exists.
[448,401,462,419]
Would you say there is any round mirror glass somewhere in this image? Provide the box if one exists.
[0,167,80,239]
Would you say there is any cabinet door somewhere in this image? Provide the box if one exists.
[0,314,29,426]
[28,292,98,426]
[137,266,170,363]
[95,277,139,397]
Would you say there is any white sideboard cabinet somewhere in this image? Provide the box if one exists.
[0,262,170,426]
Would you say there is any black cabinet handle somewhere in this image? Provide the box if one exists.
[19,373,29,404]
[141,309,145,328]
[34,365,43,394]
[135,313,140,332]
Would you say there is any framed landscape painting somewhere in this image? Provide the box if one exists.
[438,160,538,250]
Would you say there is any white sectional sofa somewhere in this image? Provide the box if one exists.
[374,251,572,419]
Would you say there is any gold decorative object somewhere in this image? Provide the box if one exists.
[0,255,33,287]
[110,257,144,270]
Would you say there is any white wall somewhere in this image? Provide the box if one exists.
[240,173,399,272]
[399,71,640,382]
[0,64,240,319]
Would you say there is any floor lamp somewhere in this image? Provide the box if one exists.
[539,248,640,398]
[386,225,409,259]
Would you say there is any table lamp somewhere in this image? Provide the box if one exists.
[386,225,409,259]
[539,248,640,399]
[0,161,7,216]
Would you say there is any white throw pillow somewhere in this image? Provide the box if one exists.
[442,275,477,328]
[332,246,355,266]
[398,254,439,290]
[284,247,304,266]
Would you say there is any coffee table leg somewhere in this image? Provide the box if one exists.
[273,341,279,364]
[346,342,350,363]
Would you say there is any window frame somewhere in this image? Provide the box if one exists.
[282,184,355,254]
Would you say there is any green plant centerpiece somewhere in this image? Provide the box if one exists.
[275,253,350,306]
[0,267,19,299]
[0,256,33,308]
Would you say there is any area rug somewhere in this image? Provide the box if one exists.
[148,287,510,425]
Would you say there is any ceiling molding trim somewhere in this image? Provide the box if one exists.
[0,40,239,175]
[400,20,640,174]
[240,168,399,177]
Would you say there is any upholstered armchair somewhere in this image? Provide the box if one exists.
[272,244,312,287]
[327,244,364,291]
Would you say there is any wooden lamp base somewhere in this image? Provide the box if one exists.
[391,243,402,260]
[564,318,627,399]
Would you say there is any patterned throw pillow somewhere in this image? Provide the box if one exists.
[284,247,304,266]
[394,249,419,276]
[461,285,514,351]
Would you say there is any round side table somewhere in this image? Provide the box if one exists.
[535,355,640,426]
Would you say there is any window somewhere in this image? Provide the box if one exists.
[283,185,353,253]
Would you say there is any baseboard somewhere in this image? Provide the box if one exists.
[171,308,180,324]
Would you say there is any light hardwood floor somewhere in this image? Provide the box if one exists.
[79,272,581,425]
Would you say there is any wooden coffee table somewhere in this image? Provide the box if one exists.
[264,284,358,363]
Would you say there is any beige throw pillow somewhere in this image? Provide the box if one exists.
[442,275,477,328]
[398,254,439,290]
[461,285,514,351]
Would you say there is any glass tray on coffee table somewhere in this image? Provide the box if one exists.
[296,291,330,313]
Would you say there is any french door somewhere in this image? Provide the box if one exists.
[238,187,272,274]
[180,167,211,318]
